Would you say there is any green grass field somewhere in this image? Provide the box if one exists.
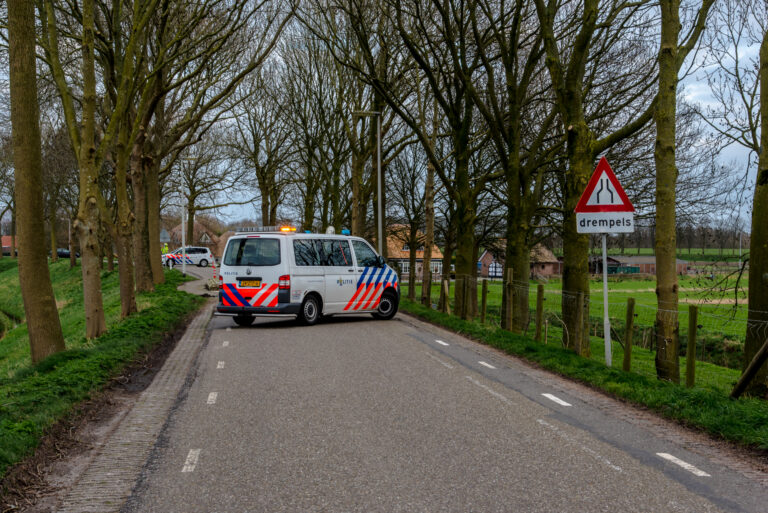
[0,259,203,477]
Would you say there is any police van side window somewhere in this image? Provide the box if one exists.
[223,238,281,266]
[294,239,322,266]
[321,240,352,266]
[352,240,378,267]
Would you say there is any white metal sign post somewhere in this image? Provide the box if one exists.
[575,157,635,367]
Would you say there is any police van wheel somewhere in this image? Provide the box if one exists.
[233,315,255,327]
[299,295,320,326]
[372,292,398,320]
[199,259,208,268]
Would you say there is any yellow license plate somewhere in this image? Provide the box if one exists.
[239,280,261,287]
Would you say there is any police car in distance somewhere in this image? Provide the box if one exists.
[163,246,215,268]
[217,226,400,327]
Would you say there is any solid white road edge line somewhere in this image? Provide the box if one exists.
[217,361,225,369]
[425,352,455,369]
[656,453,711,477]
[538,419,622,472]
[207,392,218,405]
[465,376,515,407]
[479,361,496,369]
[435,339,449,346]
[182,449,201,473]
[542,393,572,406]
[222,340,230,347]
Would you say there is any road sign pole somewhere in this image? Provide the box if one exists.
[602,233,612,367]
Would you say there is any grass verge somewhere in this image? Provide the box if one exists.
[399,299,768,450]
[0,261,204,478]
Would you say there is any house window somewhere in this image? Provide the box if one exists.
[431,261,442,274]
[403,244,409,251]
[400,260,410,274]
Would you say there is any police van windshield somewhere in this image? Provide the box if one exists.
[224,238,281,266]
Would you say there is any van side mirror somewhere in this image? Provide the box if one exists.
[377,255,386,268]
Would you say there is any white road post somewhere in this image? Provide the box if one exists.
[602,234,611,366]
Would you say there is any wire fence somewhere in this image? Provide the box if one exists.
[403,276,767,396]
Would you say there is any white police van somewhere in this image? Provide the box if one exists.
[163,246,215,268]
[216,227,400,327]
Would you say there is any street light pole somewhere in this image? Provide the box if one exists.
[352,110,383,255]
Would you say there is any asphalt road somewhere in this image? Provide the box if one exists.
[123,309,768,512]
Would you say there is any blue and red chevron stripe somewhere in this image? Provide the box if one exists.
[166,254,194,265]
[220,283,279,308]
[344,267,398,311]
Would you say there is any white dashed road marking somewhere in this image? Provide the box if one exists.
[425,352,455,369]
[434,339,449,346]
[207,392,218,405]
[226,327,231,332]
[478,361,496,369]
[656,453,711,477]
[217,361,225,369]
[182,449,201,473]
[542,393,572,406]
[222,340,230,347]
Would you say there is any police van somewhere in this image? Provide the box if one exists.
[216,227,400,327]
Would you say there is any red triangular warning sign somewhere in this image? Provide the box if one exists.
[574,157,634,213]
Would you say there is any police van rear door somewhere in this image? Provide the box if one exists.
[220,236,283,308]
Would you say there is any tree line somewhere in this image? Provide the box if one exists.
[1,0,766,393]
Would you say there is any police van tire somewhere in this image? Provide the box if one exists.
[233,315,255,327]
[372,291,398,320]
[299,295,320,326]
[199,259,208,268]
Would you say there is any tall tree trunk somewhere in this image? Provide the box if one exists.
[561,126,593,355]
[743,27,768,395]
[147,160,164,284]
[454,156,477,320]
[133,153,153,292]
[8,0,66,361]
[115,124,137,318]
[76,0,106,338]
[421,156,435,305]
[653,0,681,383]
[351,152,363,236]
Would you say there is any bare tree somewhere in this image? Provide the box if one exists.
[7,0,66,361]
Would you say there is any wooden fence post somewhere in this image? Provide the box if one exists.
[544,319,548,344]
[504,279,514,331]
[686,305,698,388]
[575,292,585,355]
[481,279,488,324]
[535,284,544,342]
[444,279,451,315]
[623,297,635,372]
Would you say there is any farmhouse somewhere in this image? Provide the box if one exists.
[478,244,561,278]
[385,227,444,279]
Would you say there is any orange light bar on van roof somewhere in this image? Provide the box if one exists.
[280,226,297,232]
